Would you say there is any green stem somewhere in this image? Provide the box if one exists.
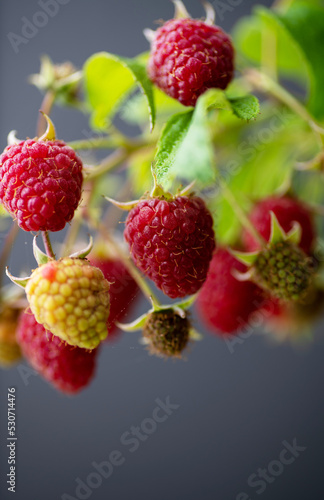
[84,149,129,180]
[41,231,55,259]
[219,177,266,246]
[0,222,20,292]
[68,136,152,152]
[245,69,324,146]
[37,90,56,137]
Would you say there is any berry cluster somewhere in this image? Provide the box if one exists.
[0,1,323,395]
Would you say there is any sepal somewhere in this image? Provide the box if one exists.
[172,0,191,19]
[69,236,94,259]
[38,112,56,141]
[33,236,52,266]
[5,268,30,289]
[269,212,287,245]
[231,250,259,266]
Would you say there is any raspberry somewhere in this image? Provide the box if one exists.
[196,248,265,334]
[0,307,21,368]
[124,195,216,298]
[254,241,313,302]
[147,18,234,106]
[17,311,98,394]
[143,309,189,358]
[25,258,110,349]
[0,139,83,232]
[89,254,139,338]
[262,290,324,340]
[242,196,315,254]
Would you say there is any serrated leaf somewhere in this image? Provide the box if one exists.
[154,89,259,186]
[84,52,155,130]
[227,94,260,121]
[154,110,194,185]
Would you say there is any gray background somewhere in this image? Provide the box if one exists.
[1,1,324,499]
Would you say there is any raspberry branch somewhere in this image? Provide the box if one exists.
[41,231,55,260]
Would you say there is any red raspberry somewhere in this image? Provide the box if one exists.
[89,255,139,338]
[0,139,83,232]
[17,311,98,394]
[147,18,234,106]
[242,196,315,254]
[196,248,265,334]
[124,195,215,298]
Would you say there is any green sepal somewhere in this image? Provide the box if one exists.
[33,236,52,266]
[5,268,30,289]
[69,236,94,259]
[269,212,287,244]
[116,313,148,332]
[189,328,203,341]
[105,197,140,211]
[285,221,302,246]
[230,249,259,267]
[172,0,191,19]
[118,294,194,332]
[38,112,56,141]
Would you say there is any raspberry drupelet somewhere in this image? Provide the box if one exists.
[124,195,216,299]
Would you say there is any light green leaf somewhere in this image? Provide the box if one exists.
[227,95,260,121]
[234,4,324,121]
[84,52,155,130]
[233,9,307,79]
[274,3,324,120]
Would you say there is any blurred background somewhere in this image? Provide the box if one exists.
[1,1,324,499]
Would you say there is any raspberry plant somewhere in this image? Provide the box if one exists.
[1,0,324,392]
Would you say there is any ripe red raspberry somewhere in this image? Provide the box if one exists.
[17,311,98,394]
[242,196,315,254]
[89,255,139,338]
[124,195,216,298]
[196,248,265,334]
[147,18,234,106]
[0,139,83,232]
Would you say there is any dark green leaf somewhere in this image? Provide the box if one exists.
[154,110,194,185]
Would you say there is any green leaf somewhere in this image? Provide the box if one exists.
[154,110,194,185]
[153,89,259,186]
[233,10,307,79]
[227,94,260,121]
[121,87,185,126]
[84,52,155,130]
[274,3,324,120]
[234,4,324,120]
